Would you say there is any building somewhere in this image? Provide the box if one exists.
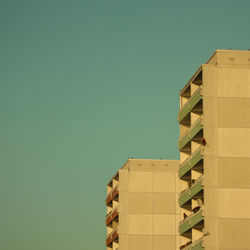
[105,158,180,250]
[177,50,250,249]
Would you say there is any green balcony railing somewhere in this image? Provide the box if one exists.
[191,238,204,250]
[178,147,203,179]
[178,87,203,123]
[179,209,204,235]
[182,237,204,250]
[179,176,204,207]
[178,118,203,150]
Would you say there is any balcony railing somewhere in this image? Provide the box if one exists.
[106,207,119,225]
[178,117,203,150]
[179,208,204,235]
[178,147,203,179]
[106,185,119,206]
[179,175,204,207]
[181,237,204,250]
[178,87,203,123]
[106,229,119,246]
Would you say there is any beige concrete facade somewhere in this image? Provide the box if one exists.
[105,159,180,250]
[178,50,250,250]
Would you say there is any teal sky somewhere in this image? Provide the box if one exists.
[1,1,250,249]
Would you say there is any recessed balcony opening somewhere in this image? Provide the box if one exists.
[192,130,203,143]
[106,188,119,207]
[113,237,119,244]
[107,243,112,249]
[106,209,119,227]
[106,233,113,247]
[181,84,191,99]
[114,194,119,202]
[179,118,203,152]
[113,173,119,188]
[192,100,203,115]
[181,171,191,181]
[180,141,191,154]
[192,71,202,86]
[192,160,203,174]
[193,190,204,201]
[106,230,119,248]
[179,178,203,209]
[180,113,191,126]
[107,200,112,208]
[182,228,192,238]
[114,172,119,182]
[193,220,204,232]
[107,179,113,195]
[179,86,202,124]
[114,215,119,223]
[181,199,191,210]
[107,180,113,188]
[106,212,113,226]
[179,148,203,180]
[180,208,204,235]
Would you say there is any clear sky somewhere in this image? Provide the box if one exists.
[1,1,250,249]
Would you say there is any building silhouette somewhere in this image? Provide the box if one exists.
[106,49,250,250]
[178,49,250,249]
[105,159,180,250]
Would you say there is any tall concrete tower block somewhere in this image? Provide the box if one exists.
[178,50,250,249]
[105,159,180,250]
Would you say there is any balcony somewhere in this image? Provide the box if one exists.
[178,118,203,151]
[181,237,204,250]
[179,209,204,235]
[179,175,204,207]
[106,229,119,246]
[106,207,119,226]
[106,185,119,206]
[179,147,203,179]
[178,87,203,123]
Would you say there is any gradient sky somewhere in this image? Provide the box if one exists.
[1,1,250,249]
